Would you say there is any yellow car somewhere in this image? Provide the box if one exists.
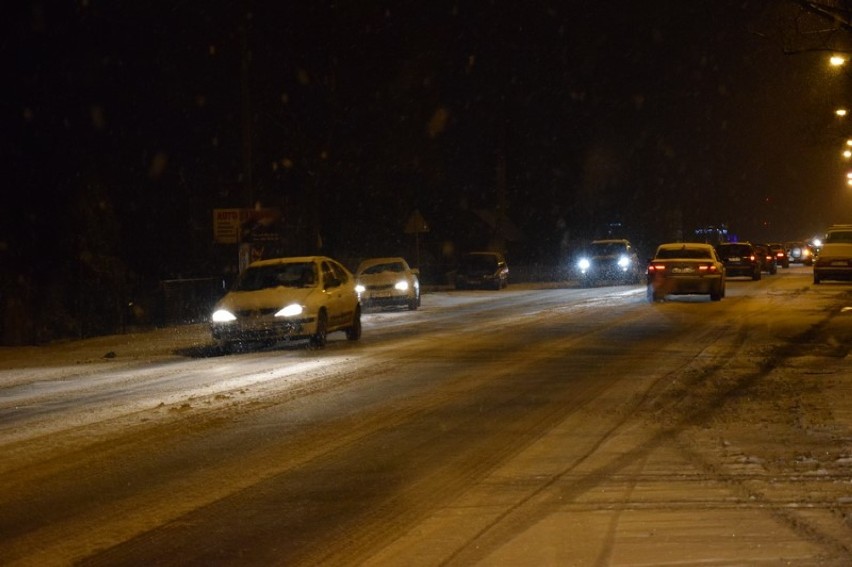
[211,256,361,349]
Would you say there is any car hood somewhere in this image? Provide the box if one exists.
[215,287,316,311]
[818,243,852,259]
[357,272,407,285]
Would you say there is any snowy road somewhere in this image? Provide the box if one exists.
[1,268,851,565]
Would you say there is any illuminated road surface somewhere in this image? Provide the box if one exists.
[1,267,851,565]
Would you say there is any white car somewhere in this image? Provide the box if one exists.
[647,242,726,302]
[355,257,421,310]
[813,225,852,284]
[211,256,361,349]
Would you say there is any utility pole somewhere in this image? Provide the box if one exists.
[240,4,253,208]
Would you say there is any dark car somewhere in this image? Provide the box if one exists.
[785,241,814,265]
[455,252,509,290]
[715,242,761,280]
[574,239,642,286]
[767,243,789,268]
[753,243,777,275]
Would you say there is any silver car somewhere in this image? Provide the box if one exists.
[355,257,421,310]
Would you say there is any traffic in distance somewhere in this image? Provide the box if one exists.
[208,226,849,350]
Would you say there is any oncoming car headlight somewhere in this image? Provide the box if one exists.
[394,280,409,291]
[617,255,631,268]
[212,309,236,323]
[354,284,366,293]
[577,258,591,270]
[276,304,304,317]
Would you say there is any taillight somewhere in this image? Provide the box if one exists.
[648,263,666,272]
[698,264,718,272]
[749,255,756,261]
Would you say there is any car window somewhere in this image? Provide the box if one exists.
[320,261,337,288]
[330,260,350,283]
[462,255,498,269]
[591,243,626,255]
[233,263,315,291]
[718,244,751,256]
[826,231,852,243]
[363,262,404,275]
[656,248,711,260]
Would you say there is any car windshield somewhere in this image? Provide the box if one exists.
[718,244,751,256]
[361,262,405,275]
[233,263,316,291]
[589,243,626,256]
[462,255,498,270]
[825,231,852,243]
[656,247,711,260]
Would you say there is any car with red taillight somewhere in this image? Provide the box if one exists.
[647,242,726,302]
[767,243,789,268]
[715,242,761,280]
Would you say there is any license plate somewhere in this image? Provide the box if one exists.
[373,291,392,298]
[831,260,848,266]
[672,267,695,274]
[729,257,740,262]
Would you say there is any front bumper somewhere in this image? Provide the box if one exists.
[211,315,315,343]
[814,261,852,281]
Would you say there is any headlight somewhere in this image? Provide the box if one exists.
[617,255,630,268]
[212,309,236,323]
[394,280,409,291]
[577,258,591,270]
[354,284,366,293]
[276,304,303,317]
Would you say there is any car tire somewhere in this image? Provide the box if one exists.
[710,286,723,301]
[310,310,328,348]
[408,295,419,311]
[752,269,761,281]
[647,285,663,302]
[814,273,821,285]
[770,264,777,275]
[345,306,362,340]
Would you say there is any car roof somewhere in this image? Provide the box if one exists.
[657,242,715,251]
[591,239,629,244]
[356,257,408,270]
[248,256,329,267]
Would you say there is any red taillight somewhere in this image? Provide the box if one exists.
[648,263,666,272]
[698,264,718,272]
[749,255,756,261]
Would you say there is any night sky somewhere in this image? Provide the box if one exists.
[5,1,852,290]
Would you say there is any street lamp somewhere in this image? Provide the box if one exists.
[830,55,847,66]
[837,108,848,117]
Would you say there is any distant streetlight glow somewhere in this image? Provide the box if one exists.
[837,108,848,117]
[830,55,847,66]
[843,149,851,159]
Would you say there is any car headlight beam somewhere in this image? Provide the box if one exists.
[394,280,409,291]
[212,309,237,323]
[276,303,304,318]
[577,258,591,270]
